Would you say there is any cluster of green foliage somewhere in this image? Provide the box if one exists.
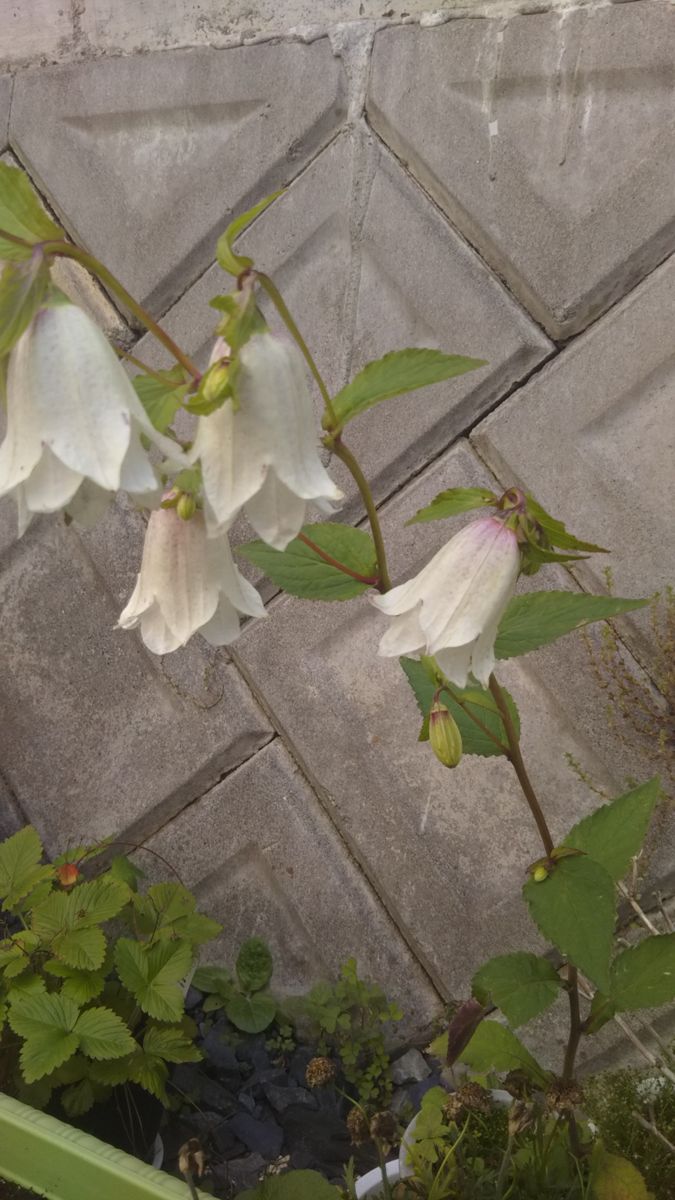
[0,826,219,1116]
[297,957,403,1105]
[584,1069,675,1200]
[192,937,276,1034]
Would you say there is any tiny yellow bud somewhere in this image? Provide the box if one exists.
[532,864,549,883]
[176,493,197,521]
[429,701,462,768]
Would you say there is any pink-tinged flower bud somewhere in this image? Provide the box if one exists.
[429,701,462,768]
[371,515,521,688]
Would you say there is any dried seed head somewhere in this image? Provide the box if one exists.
[369,1110,398,1147]
[457,1081,492,1114]
[346,1106,371,1146]
[305,1056,336,1088]
[178,1138,206,1178]
[545,1079,584,1114]
[508,1099,535,1137]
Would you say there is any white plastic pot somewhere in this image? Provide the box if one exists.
[354,1159,402,1198]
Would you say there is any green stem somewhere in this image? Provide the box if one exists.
[113,346,184,385]
[495,1132,514,1200]
[488,674,554,856]
[42,241,201,381]
[297,531,380,586]
[255,270,337,428]
[330,436,392,592]
[563,965,582,1084]
[438,682,509,755]
[374,1140,394,1200]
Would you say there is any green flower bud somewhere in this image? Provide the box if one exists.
[532,864,549,883]
[176,492,197,521]
[429,701,462,768]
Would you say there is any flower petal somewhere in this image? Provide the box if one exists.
[23,446,83,512]
[206,534,266,619]
[119,424,161,495]
[193,398,269,532]
[434,642,475,689]
[377,607,426,657]
[66,480,112,529]
[200,596,244,646]
[245,472,306,551]
[138,603,184,655]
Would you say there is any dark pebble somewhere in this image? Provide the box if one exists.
[263,1082,317,1114]
[227,1112,284,1159]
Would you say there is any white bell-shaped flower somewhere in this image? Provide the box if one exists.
[118,506,266,654]
[191,332,343,550]
[0,301,183,534]
[371,515,521,687]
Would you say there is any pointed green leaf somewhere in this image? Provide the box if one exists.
[495,591,649,660]
[328,348,485,429]
[115,938,193,1022]
[192,964,233,996]
[88,1055,137,1087]
[610,934,675,1013]
[472,953,561,1028]
[226,991,276,1034]
[584,990,616,1035]
[133,881,220,945]
[400,656,516,755]
[236,938,273,993]
[458,1020,550,1088]
[6,975,46,1004]
[525,495,608,554]
[238,523,378,600]
[108,855,144,891]
[74,1006,136,1060]
[0,826,53,909]
[53,927,106,971]
[0,163,64,261]
[406,487,497,526]
[216,190,284,275]
[524,856,616,992]
[132,367,188,433]
[0,258,50,357]
[8,993,80,1083]
[143,1025,202,1063]
[563,779,660,883]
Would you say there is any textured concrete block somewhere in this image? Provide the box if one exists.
[0,76,12,147]
[141,739,440,1028]
[0,773,23,842]
[11,42,346,316]
[135,131,550,517]
[0,4,73,66]
[472,253,675,676]
[233,439,672,999]
[368,3,675,337]
[0,520,271,852]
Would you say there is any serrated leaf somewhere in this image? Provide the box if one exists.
[0,826,53,909]
[143,1025,201,1063]
[115,938,192,1022]
[0,258,50,357]
[238,523,378,600]
[524,856,616,992]
[526,495,608,554]
[127,1049,169,1102]
[610,934,675,1012]
[134,881,220,946]
[458,1020,550,1087]
[236,938,273,993]
[9,993,80,1083]
[132,368,188,433]
[60,1077,97,1117]
[216,190,284,275]
[400,656,516,755]
[563,779,660,883]
[0,163,64,261]
[328,348,485,429]
[54,927,106,971]
[495,592,649,660]
[226,991,276,1034]
[472,953,561,1028]
[591,1145,650,1199]
[74,1006,136,1060]
[239,1171,340,1200]
[406,487,497,526]
[88,1055,136,1087]
[6,975,46,1003]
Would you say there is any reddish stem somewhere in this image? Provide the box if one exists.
[297,531,380,587]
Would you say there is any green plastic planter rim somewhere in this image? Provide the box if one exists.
[0,1092,209,1199]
